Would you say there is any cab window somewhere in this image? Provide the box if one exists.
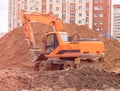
[45,34,59,54]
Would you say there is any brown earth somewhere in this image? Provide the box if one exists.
[0,67,119,91]
[0,27,33,70]
[0,23,120,90]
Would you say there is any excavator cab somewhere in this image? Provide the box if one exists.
[45,32,59,54]
[45,32,68,55]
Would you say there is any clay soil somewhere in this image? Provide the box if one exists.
[0,23,120,91]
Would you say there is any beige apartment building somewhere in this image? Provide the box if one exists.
[9,0,111,36]
[113,4,120,42]
[9,0,93,31]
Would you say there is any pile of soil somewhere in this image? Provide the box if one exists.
[0,22,120,90]
[65,24,101,39]
[34,67,120,91]
[0,69,33,91]
[0,27,33,70]
[0,67,119,91]
[0,22,120,70]
[104,39,120,61]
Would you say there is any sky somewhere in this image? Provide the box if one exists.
[0,0,8,33]
[0,0,120,33]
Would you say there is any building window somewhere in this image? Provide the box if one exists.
[86,13,89,17]
[56,14,59,17]
[86,6,89,10]
[70,19,75,23]
[36,1,39,4]
[100,28,103,31]
[56,0,59,3]
[30,7,33,10]
[56,7,59,11]
[71,0,75,3]
[63,6,66,10]
[78,20,82,24]
[86,0,89,2]
[49,0,52,4]
[63,0,66,3]
[62,13,66,19]
[79,0,82,2]
[99,13,103,17]
[94,14,98,17]
[95,28,100,31]
[70,13,75,17]
[70,5,75,10]
[100,6,104,10]
[94,6,99,10]
[79,13,82,17]
[36,8,38,11]
[100,0,104,3]
[94,21,98,25]
[42,1,46,5]
[100,20,103,25]
[94,0,98,3]
[79,6,82,9]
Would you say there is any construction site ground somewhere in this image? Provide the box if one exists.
[0,23,120,91]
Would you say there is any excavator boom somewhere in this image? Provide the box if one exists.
[20,10,66,45]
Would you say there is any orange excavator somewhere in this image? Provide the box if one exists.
[20,10,105,70]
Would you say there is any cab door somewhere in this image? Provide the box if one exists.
[45,33,59,54]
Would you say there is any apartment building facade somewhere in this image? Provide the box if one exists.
[9,0,25,30]
[9,0,111,36]
[113,4,120,42]
[93,0,112,36]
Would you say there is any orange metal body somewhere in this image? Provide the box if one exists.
[44,32,104,59]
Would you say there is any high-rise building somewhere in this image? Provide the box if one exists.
[113,4,120,42]
[8,0,112,36]
[9,0,27,30]
[92,0,112,36]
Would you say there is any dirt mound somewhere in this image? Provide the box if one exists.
[0,23,120,90]
[104,39,120,61]
[0,68,119,91]
[34,67,120,91]
[0,22,120,71]
[0,69,33,91]
[0,27,33,70]
[65,24,100,39]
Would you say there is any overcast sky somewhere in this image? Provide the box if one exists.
[0,0,120,33]
[0,0,8,33]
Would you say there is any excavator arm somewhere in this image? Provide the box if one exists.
[20,10,66,46]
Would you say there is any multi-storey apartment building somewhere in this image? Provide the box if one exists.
[9,0,26,30]
[113,4,120,42]
[93,0,112,36]
[9,0,111,36]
